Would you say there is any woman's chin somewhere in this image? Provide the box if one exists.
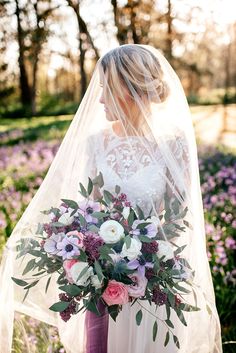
[105,112,118,122]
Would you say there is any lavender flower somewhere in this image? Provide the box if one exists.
[44,233,64,254]
[57,236,81,260]
[131,220,157,238]
[127,256,154,277]
[77,200,100,223]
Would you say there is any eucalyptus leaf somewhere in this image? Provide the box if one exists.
[164,331,170,346]
[61,199,78,209]
[11,277,28,287]
[136,309,143,325]
[22,258,36,276]
[173,335,180,349]
[153,321,158,341]
[59,284,82,296]
[94,260,104,282]
[87,177,93,195]
[49,301,70,312]
[79,183,88,198]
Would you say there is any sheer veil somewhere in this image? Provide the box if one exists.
[0,44,222,353]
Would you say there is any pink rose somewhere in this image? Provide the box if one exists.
[102,280,129,306]
[126,272,147,298]
[63,259,79,283]
[66,231,84,247]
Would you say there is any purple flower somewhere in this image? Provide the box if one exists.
[83,232,104,261]
[225,237,236,249]
[131,220,157,238]
[44,233,64,254]
[57,236,81,260]
[78,199,100,223]
[127,256,154,277]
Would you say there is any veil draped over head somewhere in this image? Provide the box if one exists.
[0,44,222,353]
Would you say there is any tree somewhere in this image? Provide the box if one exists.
[65,0,99,101]
[111,0,155,45]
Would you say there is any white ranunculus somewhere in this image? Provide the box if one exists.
[99,220,124,244]
[91,274,103,289]
[58,212,74,226]
[70,262,93,286]
[122,207,130,220]
[121,238,142,260]
[157,240,174,261]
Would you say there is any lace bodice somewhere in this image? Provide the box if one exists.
[90,125,167,216]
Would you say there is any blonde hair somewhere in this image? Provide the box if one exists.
[100,44,169,104]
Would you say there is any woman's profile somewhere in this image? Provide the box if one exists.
[0,44,222,353]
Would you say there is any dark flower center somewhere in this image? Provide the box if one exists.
[86,207,94,214]
[138,256,146,266]
[140,227,148,235]
[65,244,74,252]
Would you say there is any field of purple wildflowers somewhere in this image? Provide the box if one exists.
[0,117,235,352]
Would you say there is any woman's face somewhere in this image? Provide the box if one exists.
[99,79,136,122]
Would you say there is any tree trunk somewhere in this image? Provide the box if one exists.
[166,0,173,62]
[15,0,31,107]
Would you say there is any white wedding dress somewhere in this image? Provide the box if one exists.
[61,125,220,353]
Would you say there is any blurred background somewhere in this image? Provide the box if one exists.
[0,0,235,352]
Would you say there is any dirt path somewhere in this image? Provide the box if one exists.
[191,104,236,149]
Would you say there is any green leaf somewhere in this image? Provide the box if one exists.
[92,172,104,188]
[183,220,193,230]
[78,213,87,227]
[166,303,171,320]
[87,177,93,195]
[88,224,99,232]
[85,298,101,315]
[49,301,70,312]
[164,331,170,346]
[59,284,82,296]
[103,190,114,204]
[136,309,143,326]
[108,304,119,321]
[22,259,36,276]
[175,309,187,326]
[91,211,107,219]
[79,183,88,197]
[45,277,51,293]
[153,321,158,341]
[77,250,87,262]
[124,235,132,249]
[173,282,191,294]
[135,204,144,220]
[115,185,121,194]
[94,260,104,282]
[139,235,153,243]
[75,265,89,282]
[24,280,39,290]
[173,335,180,349]
[165,319,174,328]
[11,277,28,287]
[127,209,135,226]
[22,288,29,303]
[167,291,175,308]
[174,245,187,256]
[61,199,78,209]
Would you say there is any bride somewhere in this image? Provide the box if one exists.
[0,44,222,353]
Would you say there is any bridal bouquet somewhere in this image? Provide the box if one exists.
[13,172,199,348]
